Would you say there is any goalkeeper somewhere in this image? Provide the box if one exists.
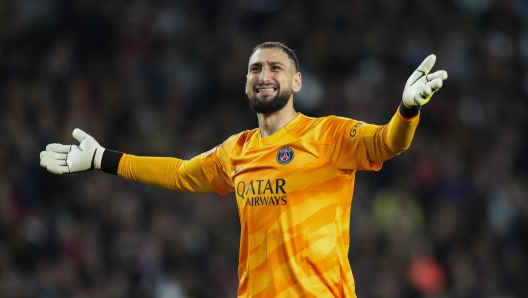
[40,42,447,298]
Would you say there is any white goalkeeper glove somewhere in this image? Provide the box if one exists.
[40,129,105,175]
[403,54,448,108]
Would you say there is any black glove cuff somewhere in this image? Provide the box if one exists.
[101,149,123,175]
[399,101,421,118]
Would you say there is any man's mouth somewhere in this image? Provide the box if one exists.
[255,87,278,94]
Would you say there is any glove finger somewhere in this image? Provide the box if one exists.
[46,143,71,153]
[41,157,68,166]
[428,78,443,90]
[40,151,67,161]
[47,164,69,175]
[72,128,90,143]
[413,93,424,106]
[40,157,53,167]
[421,85,433,97]
[40,156,50,168]
[416,54,436,74]
[426,70,448,81]
[407,55,437,86]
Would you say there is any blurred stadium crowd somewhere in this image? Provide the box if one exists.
[1,0,528,297]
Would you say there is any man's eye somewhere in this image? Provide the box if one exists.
[272,66,281,70]
[251,67,260,72]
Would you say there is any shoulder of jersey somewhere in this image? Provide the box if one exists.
[287,114,358,145]
[287,114,347,135]
[221,129,260,149]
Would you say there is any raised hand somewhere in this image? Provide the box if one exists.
[402,55,448,107]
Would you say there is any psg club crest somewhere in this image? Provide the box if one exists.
[276,147,294,165]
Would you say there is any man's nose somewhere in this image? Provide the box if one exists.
[258,67,271,82]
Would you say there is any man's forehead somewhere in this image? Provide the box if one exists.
[248,48,290,65]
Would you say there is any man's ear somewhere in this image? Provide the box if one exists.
[292,72,302,93]
[245,75,249,94]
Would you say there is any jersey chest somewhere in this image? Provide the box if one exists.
[230,140,335,208]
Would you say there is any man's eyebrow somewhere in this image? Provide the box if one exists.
[249,61,285,68]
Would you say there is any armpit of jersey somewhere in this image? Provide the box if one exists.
[199,133,248,196]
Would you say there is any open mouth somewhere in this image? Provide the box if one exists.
[255,86,279,98]
[256,87,277,94]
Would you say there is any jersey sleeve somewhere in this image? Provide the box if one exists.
[328,117,383,171]
[362,108,419,164]
[199,134,239,196]
[118,154,216,193]
[329,108,419,171]
[116,133,240,196]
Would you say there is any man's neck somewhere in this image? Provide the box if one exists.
[257,104,298,138]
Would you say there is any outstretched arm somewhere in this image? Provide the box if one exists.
[117,153,215,192]
[363,55,448,163]
[40,129,216,193]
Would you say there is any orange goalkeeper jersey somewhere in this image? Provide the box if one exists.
[118,110,419,297]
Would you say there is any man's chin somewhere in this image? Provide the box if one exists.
[254,94,276,102]
[248,96,290,114]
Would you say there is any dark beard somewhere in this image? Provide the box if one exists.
[248,89,292,114]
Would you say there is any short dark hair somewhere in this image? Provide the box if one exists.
[250,42,300,72]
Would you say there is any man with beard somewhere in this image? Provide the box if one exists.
[40,42,447,297]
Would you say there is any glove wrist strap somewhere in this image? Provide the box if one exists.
[93,147,105,170]
[399,101,421,118]
[101,149,124,175]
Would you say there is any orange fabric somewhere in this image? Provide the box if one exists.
[118,154,215,192]
[116,110,419,297]
[199,111,419,297]
[363,108,420,163]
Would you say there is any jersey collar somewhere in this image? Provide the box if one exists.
[257,113,304,146]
